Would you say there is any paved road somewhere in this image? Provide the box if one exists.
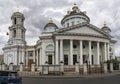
[22,74,120,84]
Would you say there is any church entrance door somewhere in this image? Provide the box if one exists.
[28,59,33,70]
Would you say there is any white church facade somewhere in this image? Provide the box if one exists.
[3,3,116,69]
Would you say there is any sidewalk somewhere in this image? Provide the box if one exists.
[21,71,120,78]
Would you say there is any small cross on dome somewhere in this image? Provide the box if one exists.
[49,18,53,23]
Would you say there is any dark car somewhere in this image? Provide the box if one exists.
[0,70,22,84]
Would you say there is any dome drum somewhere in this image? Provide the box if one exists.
[61,15,90,27]
[61,3,90,27]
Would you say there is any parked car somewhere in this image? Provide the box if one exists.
[0,70,22,84]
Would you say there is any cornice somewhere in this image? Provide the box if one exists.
[54,33,110,40]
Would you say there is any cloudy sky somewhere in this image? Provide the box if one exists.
[0,0,120,56]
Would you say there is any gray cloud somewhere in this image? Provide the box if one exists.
[0,0,120,56]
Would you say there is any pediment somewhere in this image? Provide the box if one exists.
[66,26,104,36]
[56,24,110,38]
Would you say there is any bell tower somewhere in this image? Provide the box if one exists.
[8,9,26,45]
[3,8,26,65]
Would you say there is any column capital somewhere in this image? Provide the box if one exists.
[79,40,83,41]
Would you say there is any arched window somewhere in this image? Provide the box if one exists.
[14,18,17,24]
[13,30,16,38]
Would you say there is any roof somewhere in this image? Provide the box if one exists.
[101,26,111,32]
[11,12,25,19]
[61,11,90,24]
[44,22,58,30]
[61,3,90,24]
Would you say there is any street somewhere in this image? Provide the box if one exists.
[22,74,120,84]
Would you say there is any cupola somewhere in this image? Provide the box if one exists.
[101,22,111,34]
[44,18,58,32]
[61,3,90,28]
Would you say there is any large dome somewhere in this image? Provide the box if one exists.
[61,3,90,28]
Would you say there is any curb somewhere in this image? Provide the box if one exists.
[21,72,120,78]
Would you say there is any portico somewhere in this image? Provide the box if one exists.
[55,36,110,65]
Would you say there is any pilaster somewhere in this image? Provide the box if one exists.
[55,40,59,65]
[70,40,73,65]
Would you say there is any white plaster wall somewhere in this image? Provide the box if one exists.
[4,47,25,65]
[41,38,54,65]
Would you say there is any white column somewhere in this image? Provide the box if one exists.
[97,41,100,65]
[40,49,42,65]
[41,43,45,65]
[80,40,83,65]
[33,50,35,63]
[55,40,59,65]
[107,43,110,60]
[104,43,107,61]
[60,40,63,62]
[36,50,38,66]
[26,51,28,68]
[70,40,73,65]
[89,41,92,65]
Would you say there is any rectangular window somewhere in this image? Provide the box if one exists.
[28,51,33,57]
[64,55,68,65]
[48,55,52,64]
[13,30,16,38]
[92,55,94,64]
[73,55,77,65]
[83,55,87,63]
[91,46,93,49]
[83,45,85,49]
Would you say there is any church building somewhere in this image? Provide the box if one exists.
[3,3,116,70]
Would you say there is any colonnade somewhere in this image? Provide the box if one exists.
[55,39,110,65]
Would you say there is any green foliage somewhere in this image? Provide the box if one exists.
[105,58,120,70]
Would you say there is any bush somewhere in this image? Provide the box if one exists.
[105,59,120,70]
